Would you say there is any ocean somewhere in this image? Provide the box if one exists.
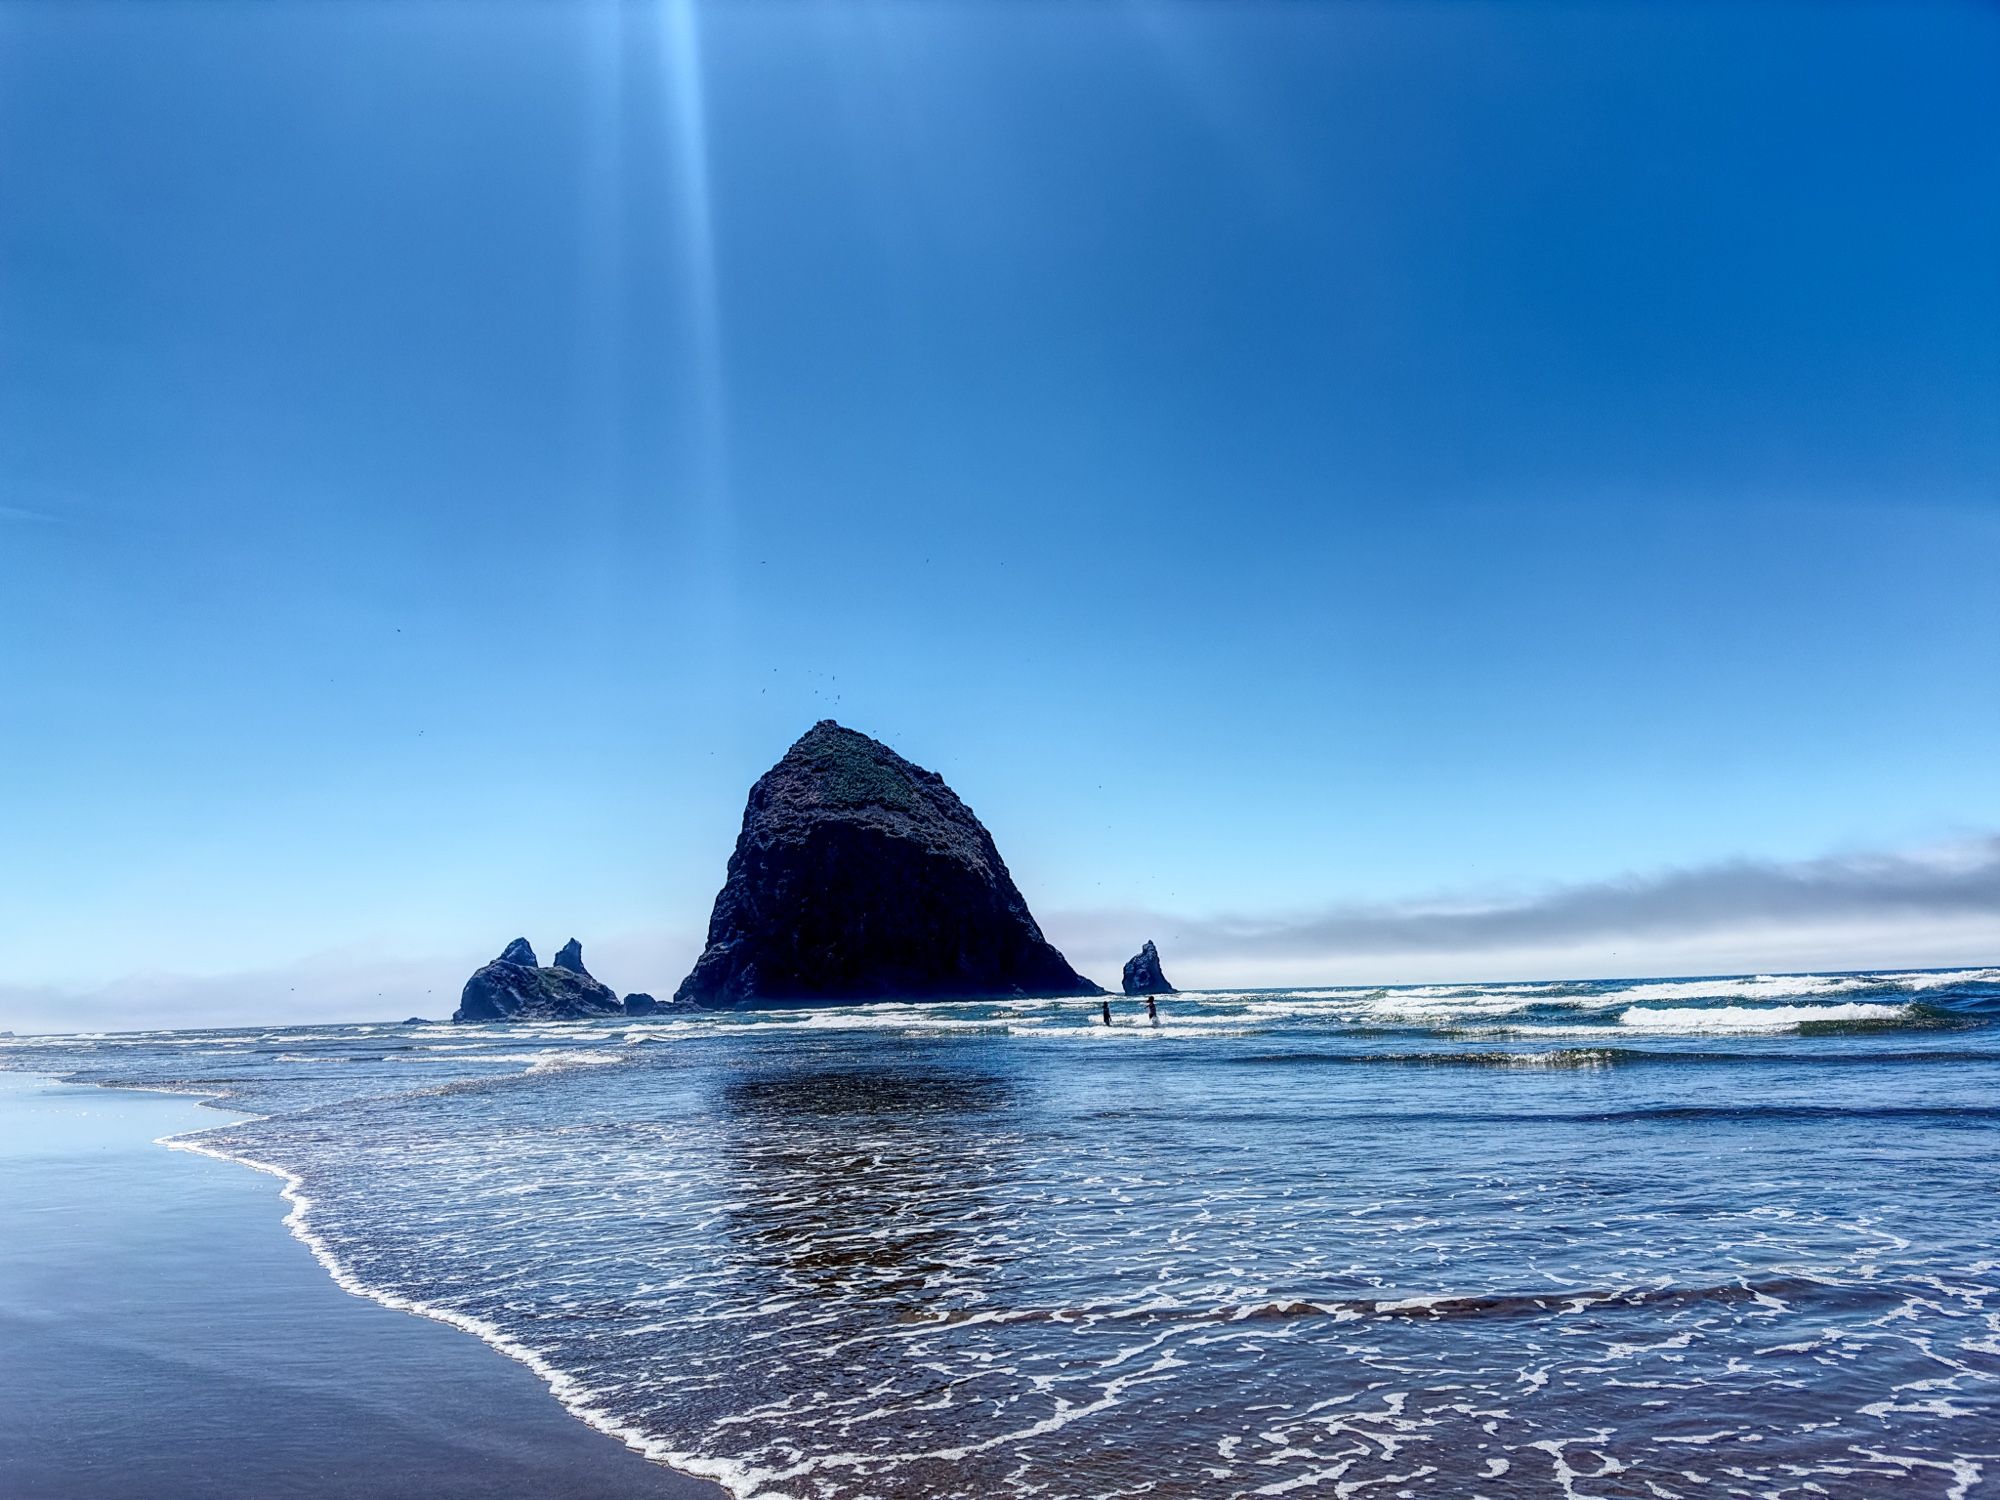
[6,969,1998,1499]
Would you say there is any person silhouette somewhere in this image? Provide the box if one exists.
[1101,999,1112,1026]
[1146,995,1159,1025]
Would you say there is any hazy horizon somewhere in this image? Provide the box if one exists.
[4,1,1997,1031]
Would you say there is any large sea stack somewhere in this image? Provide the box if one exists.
[674,721,1103,1007]
[454,938,624,1022]
[1121,939,1175,996]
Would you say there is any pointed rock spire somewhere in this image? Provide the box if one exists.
[553,938,590,977]
[1122,940,1174,996]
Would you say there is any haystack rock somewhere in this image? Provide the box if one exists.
[674,721,1103,1007]
[1121,939,1175,996]
[454,937,623,1022]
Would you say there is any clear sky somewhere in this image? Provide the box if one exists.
[3,1,1997,1029]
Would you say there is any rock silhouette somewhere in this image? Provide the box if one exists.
[674,721,1102,1007]
[454,938,622,1022]
[1122,939,1175,996]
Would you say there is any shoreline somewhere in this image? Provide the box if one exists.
[0,1071,727,1500]
[162,1131,750,1494]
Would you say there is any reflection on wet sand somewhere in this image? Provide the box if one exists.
[716,1062,1021,1306]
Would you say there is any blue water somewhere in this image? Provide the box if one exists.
[7,969,2000,1499]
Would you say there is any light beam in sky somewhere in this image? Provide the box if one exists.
[576,0,629,548]
[656,0,733,628]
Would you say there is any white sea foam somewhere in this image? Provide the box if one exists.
[1614,1002,1912,1034]
[1878,967,2000,991]
[1013,1022,1256,1042]
[525,1049,630,1075]
[1599,974,1876,1004]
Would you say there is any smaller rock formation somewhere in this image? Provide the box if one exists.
[401,1016,429,1026]
[454,938,623,1022]
[1122,940,1175,996]
[623,991,706,1017]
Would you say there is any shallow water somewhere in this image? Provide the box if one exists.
[8,969,1999,1498]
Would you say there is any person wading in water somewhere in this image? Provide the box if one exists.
[1101,998,1112,1026]
[1146,995,1159,1025]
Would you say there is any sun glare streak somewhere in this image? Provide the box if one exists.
[657,0,730,563]
[1124,0,1300,210]
[578,1,629,538]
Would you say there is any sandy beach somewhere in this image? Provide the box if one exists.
[0,1071,723,1500]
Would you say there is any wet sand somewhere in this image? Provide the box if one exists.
[0,1072,724,1500]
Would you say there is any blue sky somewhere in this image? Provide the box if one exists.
[3,1,1997,1028]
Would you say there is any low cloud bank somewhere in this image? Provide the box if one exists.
[1051,837,2000,989]
[0,954,459,1037]
[0,930,706,1037]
